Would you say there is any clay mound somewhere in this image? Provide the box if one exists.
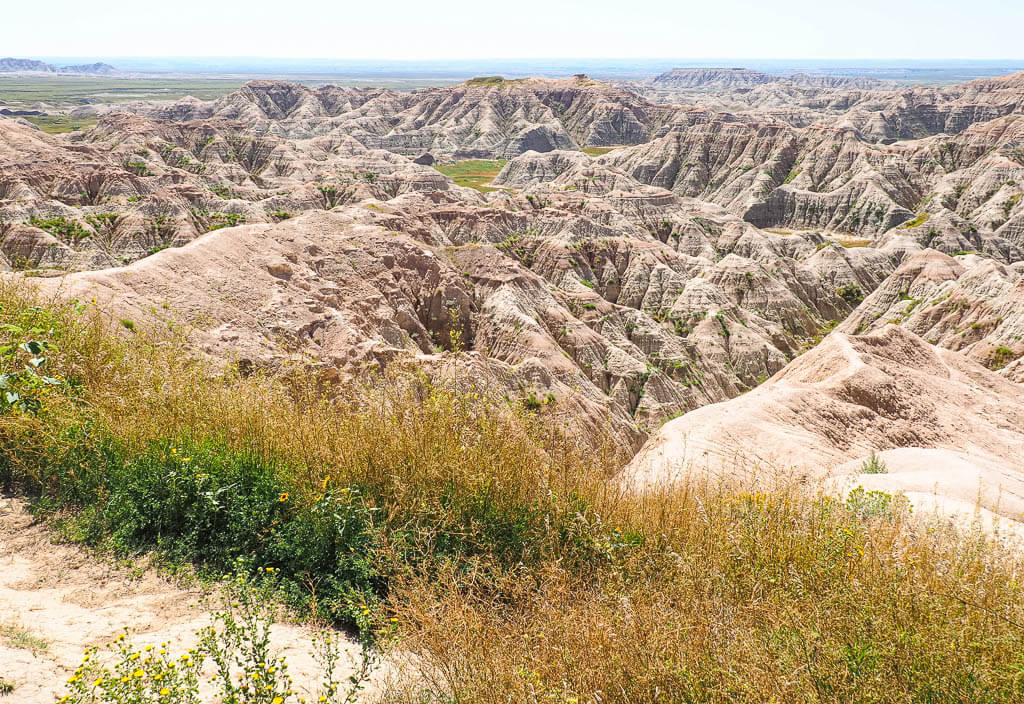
[623,325,1024,523]
[652,68,777,89]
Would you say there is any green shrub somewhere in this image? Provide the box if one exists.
[900,213,930,229]
[0,305,69,415]
[837,283,864,305]
[27,215,90,243]
[121,160,153,177]
[990,346,1016,370]
[861,450,888,474]
[60,574,382,704]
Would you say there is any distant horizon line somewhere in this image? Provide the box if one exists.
[17,56,1024,63]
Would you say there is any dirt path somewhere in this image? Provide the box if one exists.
[0,496,389,702]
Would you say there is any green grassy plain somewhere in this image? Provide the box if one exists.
[20,114,99,133]
[581,146,619,156]
[0,75,459,107]
[0,76,248,105]
[434,159,507,191]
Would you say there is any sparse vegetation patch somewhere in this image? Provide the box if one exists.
[433,159,507,192]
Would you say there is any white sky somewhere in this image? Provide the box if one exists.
[6,0,1023,60]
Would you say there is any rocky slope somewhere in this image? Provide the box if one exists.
[0,58,57,73]
[100,73,1024,247]
[838,250,1024,381]
[584,110,1024,245]
[623,325,1024,529]
[0,114,454,269]
[4,69,1024,507]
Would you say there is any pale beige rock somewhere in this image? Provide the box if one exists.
[623,326,1024,524]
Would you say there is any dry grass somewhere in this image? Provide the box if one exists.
[387,486,1024,703]
[581,146,620,157]
[0,621,49,654]
[3,280,1024,703]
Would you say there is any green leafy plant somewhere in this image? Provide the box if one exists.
[62,635,203,704]
[121,160,153,177]
[990,346,1016,370]
[837,283,864,306]
[27,216,90,244]
[316,184,355,209]
[59,573,383,704]
[861,451,888,474]
[0,330,65,415]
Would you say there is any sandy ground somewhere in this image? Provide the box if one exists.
[0,496,392,702]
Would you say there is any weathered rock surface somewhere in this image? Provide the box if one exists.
[136,77,683,158]
[838,250,1024,379]
[623,325,1024,527]
[1,115,466,268]
[651,67,887,91]
[6,68,1024,527]
[643,69,1024,142]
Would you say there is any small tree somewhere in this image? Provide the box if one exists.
[317,183,356,209]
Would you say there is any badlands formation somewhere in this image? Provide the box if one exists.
[3,70,1024,521]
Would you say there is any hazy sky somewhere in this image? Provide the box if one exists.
[7,0,1023,60]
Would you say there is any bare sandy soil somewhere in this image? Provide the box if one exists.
[0,496,388,702]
